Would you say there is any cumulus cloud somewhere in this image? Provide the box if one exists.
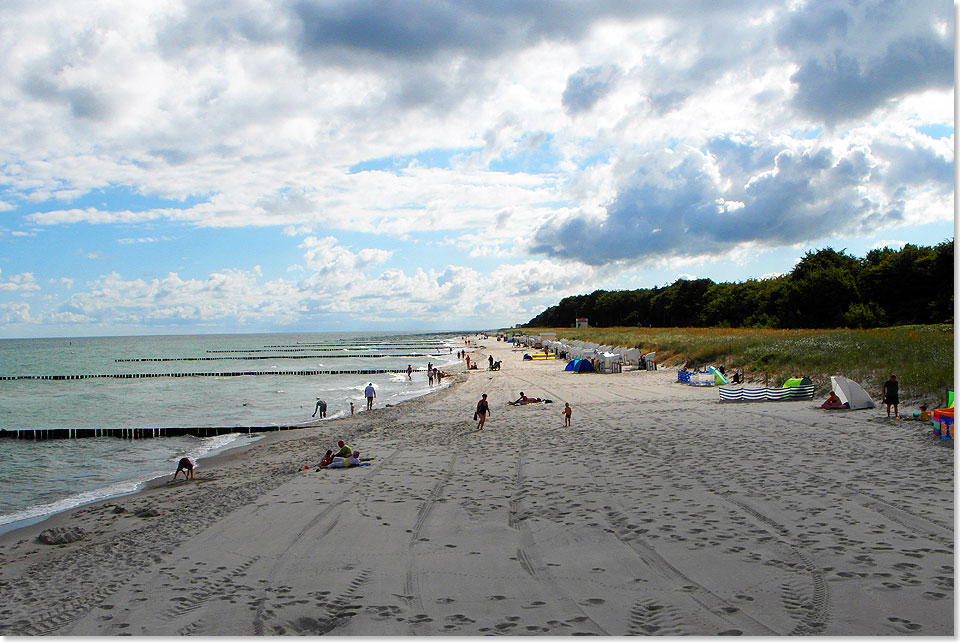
[529,129,952,265]
[562,65,623,115]
[0,272,41,292]
[0,0,952,335]
[780,0,954,124]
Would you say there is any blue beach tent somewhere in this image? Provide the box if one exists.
[564,358,595,373]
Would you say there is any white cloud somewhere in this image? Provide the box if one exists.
[0,1,952,334]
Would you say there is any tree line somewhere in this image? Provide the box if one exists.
[525,240,954,329]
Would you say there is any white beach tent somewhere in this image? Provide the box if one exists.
[831,376,876,410]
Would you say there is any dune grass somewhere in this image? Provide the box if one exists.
[514,325,954,406]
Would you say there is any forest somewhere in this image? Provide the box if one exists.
[524,240,954,329]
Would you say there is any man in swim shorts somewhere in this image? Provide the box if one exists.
[173,457,194,480]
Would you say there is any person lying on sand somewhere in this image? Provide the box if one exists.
[321,451,370,469]
[173,457,194,480]
[508,392,552,405]
[508,392,540,405]
[819,391,847,410]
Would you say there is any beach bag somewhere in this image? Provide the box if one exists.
[473,411,478,420]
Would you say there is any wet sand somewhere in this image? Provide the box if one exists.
[0,337,952,635]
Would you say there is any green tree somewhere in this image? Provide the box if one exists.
[782,248,861,328]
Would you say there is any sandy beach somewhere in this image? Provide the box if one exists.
[0,337,952,636]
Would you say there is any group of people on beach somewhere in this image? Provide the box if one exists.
[319,439,368,468]
[818,374,903,418]
[474,393,572,430]
[312,382,377,418]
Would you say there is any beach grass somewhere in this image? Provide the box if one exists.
[513,325,954,405]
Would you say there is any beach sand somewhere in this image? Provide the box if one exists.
[0,338,952,636]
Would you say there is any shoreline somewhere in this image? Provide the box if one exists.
[0,360,468,545]
[0,337,951,636]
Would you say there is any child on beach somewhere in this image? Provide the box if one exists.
[173,457,194,480]
[562,402,573,426]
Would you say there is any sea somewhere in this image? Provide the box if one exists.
[0,331,466,535]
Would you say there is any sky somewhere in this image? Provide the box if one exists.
[0,0,954,338]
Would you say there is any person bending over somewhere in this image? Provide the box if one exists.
[173,457,194,480]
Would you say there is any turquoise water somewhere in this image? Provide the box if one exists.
[0,331,462,533]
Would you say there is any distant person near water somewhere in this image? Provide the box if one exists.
[882,375,899,418]
[475,393,490,430]
[365,382,376,410]
[312,398,327,418]
[173,457,194,480]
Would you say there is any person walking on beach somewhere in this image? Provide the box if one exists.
[407,365,412,380]
[365,382,376,410]
[882,374,899,418]
[173,457,194,480]
[428,368,435,386]
[562,402,573,426]
[475,393,490,430]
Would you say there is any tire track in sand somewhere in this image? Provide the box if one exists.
[509,446,609,635]
[403,448,460,633]
[249,448,401,635]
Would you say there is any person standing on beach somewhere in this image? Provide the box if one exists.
[562,402,573,426]
[407,365,412,380]
[882,374,899,418]
[365,382,376,410]
[475,393,490,430]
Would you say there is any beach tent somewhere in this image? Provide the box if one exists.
[830,376,876,410]
[782,377,813,388]
[564,358,595,373]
